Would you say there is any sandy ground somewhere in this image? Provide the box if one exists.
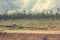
[0,30,60,40]
[4,30,60,34]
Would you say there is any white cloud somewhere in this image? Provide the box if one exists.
[11,0,29,9]
[0,0,9,10]
[31,0,55,11]
[10,0,60,10]
[0,0,10,13]
[7,10,17,14]
[0,0,60,12]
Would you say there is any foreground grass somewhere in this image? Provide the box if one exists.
[0,19,60,31]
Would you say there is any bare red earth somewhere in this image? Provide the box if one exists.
[0,33,60,40]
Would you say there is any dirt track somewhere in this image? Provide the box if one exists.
[5,30,60,34]
[0,33,60,40]
[0,30,60,40]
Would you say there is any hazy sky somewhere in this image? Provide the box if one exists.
[0,0,60,11]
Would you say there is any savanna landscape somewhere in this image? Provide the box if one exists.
[0,19,60,31]
[0,0,60,40]
[0,9,60,40]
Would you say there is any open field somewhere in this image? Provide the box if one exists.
[0,19,60,40]
[0,19,60,30]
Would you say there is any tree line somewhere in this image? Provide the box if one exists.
[0,8,60,19]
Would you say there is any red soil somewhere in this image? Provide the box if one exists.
[0,33,60,40]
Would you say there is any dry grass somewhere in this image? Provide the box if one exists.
[0,19,60,30]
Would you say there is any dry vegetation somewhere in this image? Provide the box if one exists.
[0,19,60,31]
[0,19,60,40]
